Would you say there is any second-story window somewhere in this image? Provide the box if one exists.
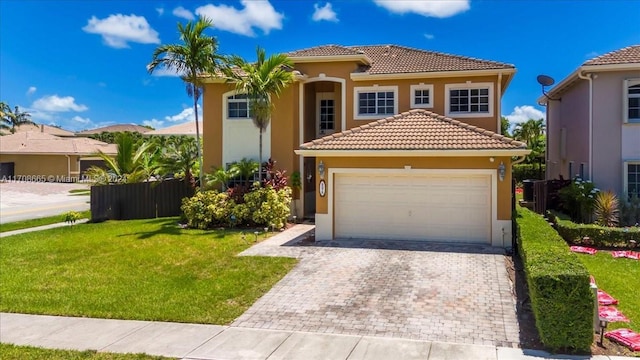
[627,82,640,123]
[354,86,398,119]
[410,84,434,108]
[445,83,494,118]
[227,94,251,119]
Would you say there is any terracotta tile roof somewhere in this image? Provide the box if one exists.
[300,109,526,151]
[286,45,365,57]
[1,123,75,137]
[0,131,117,155]
[145,121,202,136]
[76,124,152,135]
[285,44,514,74]
[583,45,640,66]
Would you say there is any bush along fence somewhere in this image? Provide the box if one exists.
[513,163,546,183]
[516,206,594,352]
[549,211,640,248]
[91,179,194,221]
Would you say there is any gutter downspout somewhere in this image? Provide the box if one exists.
[512,155,527,166]
[577,71,593,180]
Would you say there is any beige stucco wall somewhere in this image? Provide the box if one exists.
[313,156,513,221]
[0,154,80,180]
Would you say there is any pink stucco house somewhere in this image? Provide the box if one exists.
[539,45,640,199]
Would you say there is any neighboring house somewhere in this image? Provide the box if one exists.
[0,123,75,137]
[0,131,117,181]
[539,45,640,199]
[145,121,202,136]
[202,44,529,246]
[76,124,152,136]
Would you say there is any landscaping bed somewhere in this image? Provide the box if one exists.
[0,218,297,324]
[550,211,640,248]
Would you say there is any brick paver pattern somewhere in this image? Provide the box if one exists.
[236,230,520,347]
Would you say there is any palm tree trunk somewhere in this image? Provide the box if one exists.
[258,130,263,182]
[193,85,204,189]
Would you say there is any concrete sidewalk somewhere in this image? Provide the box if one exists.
[0,313,633,360]
[0,219,89,238]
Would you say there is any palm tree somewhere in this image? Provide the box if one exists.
[0,102,10,134]
[156,136,199,187]
[2,104,35,133]
[147,17,222,188]
[230,157,259,187]
[86,132,156,185]
[513,118,546,177]
[205,167,238,191]
[224,47,295,181]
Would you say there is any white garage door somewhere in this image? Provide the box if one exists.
[334,172,491,243]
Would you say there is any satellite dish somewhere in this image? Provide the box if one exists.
[537,74,555,87]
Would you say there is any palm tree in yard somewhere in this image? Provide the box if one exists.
[2,103,35,133]
[147,17,221,188]
[155,136,199,187]
[224,47,294,181]
[86,132,156,185]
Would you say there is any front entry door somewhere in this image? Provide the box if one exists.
[316,92,336,137]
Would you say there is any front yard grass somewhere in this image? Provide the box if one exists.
[0,217,296,324]
[577,252,640,332]
[0,210,92,233]
[0,344,169,360]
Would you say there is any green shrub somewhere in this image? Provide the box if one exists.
[62,211,82,224]
[516,206,593,353]
[620,194,640,226]
[550,211,640,248]
[181,186,292,230]
[244,186,292,229]
[513,163,546,182]
[181,190,236,229]
[558,178,599,223]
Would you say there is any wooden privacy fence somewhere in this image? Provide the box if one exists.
[532,179,572,214]
[91,179,194,221]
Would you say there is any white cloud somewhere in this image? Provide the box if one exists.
[82,14,160,48]
[26,86,37,95]
[32,95,88,112]
[143,118,164,129]
[156,7,164,16]
[195,0,284,37]
[71,116,91,124]
[173,6,195,20]
[504,105,546,125]
[312,3,338,22]
[165,106,201,123]
[27,109,56,122]
[373,0,469,18]
[424,33,435,40]
[150,67,183,77]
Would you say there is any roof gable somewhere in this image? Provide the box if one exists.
[300,109,526,151]
[0,131,117,155]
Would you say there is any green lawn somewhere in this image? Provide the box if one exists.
[0,344,170,360]
[577,252,640,332]
[0,218,297,324]
[0,211,91,233]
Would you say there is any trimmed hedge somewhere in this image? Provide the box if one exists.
[550,211,640,248]
[516,206,594,352]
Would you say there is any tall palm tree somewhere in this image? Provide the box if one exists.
[2,104,35,133]
[147,17,221,188]
[224,47,294,181]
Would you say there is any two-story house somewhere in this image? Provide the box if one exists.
[202,45,529,246]
[539,45,640,200]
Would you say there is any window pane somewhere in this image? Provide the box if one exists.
[480,105,489,112]
[630,109,640,119]
[480,88,489,95]
[471,89,479,96]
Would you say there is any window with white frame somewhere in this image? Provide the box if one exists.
[354,86,397,119]
[625,79,640,123]
[410,84,434,108]
[626,162,640,200]
[444,83,493,118]
[227,94,251,119]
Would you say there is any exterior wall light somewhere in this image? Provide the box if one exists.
[498,162,506,182]
[318,160,325,180]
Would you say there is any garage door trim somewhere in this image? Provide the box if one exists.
[323,168,499,246]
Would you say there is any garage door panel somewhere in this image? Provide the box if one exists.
[334,172,491,243]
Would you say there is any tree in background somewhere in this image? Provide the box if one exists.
[148,17,222,188]
[155,136,199,187]
[86,132,156,185]
[1,102,35,134]
[223,47,294,181]
[500,116,511,138]
[513,118,546,177]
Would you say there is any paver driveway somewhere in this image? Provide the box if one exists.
[236,227,520,347]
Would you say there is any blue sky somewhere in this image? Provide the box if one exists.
[1,0,639,132]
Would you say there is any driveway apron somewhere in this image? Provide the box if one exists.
[236,232,520,347]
